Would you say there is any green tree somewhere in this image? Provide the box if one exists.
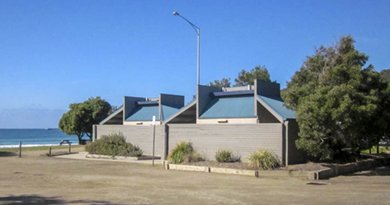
[59,97,111,144]
[209,77,231,88]
[235,65,271,86]
[283,36,388,160]
[380,69,390,83]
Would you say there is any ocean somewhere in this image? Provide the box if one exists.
[0,129,79,148]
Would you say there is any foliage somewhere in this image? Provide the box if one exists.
[283,36,390,160]
[235,65,271,86]
[59,97,111,144]
[381,69,390,83]
[209,77,231,88]
[248,150,280,170]
[85,133,143,157]
[208,65,272,88]
[168,142,204,164]
[215,149,240,162]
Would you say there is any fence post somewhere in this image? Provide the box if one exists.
[18,141,22,158]
[49,147,52,157]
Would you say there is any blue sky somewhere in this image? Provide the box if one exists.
[1,0,389,128]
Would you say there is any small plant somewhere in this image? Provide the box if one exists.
[86,132,143,157]
[248,149,280,170]
[215,149,240,163]
[168,141,204,164]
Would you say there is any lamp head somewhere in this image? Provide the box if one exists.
[172,11,180,16]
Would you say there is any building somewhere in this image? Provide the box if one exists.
[94,93,184,157]
[94,80,305,165]
[165,80,305,165]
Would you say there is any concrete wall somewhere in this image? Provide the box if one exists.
[286,120,306,164]
[255,80,281,100]
[196,118,257,124]
[160,94,184,109]
[257,103,280,123]
[95,125,165,157]
[123,96,145,120]
[167,124,283,162]
[197,85,222,118]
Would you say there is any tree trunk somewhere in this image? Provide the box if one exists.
[376,136,380,154]
[77,134,83,145]
[86,133,92,141]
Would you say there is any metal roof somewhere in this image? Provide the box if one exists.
[161,105,181,121]
[126,105,160,121]
[99,105,123,125]
[257,96,296,120]
[163,100,197,124]
[200,96,255,119]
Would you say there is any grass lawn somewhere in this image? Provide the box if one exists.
[361,146,390,154]
[0,145,84,152]
[0,148,389,204]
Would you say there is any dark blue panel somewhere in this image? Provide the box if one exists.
[212,90,254,97]
[137,101,159,106]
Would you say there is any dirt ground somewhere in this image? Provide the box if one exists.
[0,148,390,205]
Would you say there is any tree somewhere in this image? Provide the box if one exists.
[283,36,389,160]
[234,65,271,86]
[209,77,231,88]
[59,97,111,144]
[381,69,390,83]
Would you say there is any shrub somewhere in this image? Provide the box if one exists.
[168,142,204,164]
[215,149,240,163]
[248,150,280,170]
[86,132,143,157]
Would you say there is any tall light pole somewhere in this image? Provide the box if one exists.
[173,11,200,86]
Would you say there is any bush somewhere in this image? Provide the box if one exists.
[168,142,204,164]
[248,150,280,170]
[85,133,143,157]
[215,149,240,163]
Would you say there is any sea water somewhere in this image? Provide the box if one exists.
[0,129,79,148]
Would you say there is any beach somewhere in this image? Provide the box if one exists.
[1,147,390,204]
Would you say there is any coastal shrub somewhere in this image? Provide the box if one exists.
[168,141,204,164]
[215,149,240,163]
[85,133,143,157]
[248,149,280,170]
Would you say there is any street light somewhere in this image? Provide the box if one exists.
[173,11,201,86]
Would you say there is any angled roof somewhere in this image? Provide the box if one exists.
[200,96,255,119]
[161,105,181,121]
[257,96,296,121]
[100,105,123,125]
[164,100,196,124]
[126,105,159,121]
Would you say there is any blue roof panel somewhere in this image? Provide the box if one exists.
[126,105,159,121]
[161,105,180,121]
[200,96,255,119]
[258,96,296,120]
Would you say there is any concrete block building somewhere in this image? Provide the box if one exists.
[94,80,305,165]
[94,93,184,157]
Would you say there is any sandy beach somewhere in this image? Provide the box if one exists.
[0,147,390,204]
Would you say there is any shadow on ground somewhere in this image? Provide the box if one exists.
[0,151,17,157]
[0,195,123,205]
[350,166,390,176]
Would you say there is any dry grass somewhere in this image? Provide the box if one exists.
[0,148,389,204]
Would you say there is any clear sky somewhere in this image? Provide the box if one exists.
[1,0,389,128]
